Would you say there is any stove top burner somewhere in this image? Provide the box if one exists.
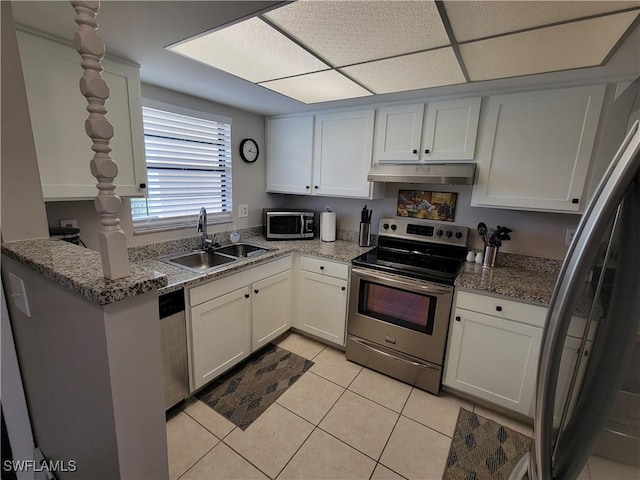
[351,217,469,285]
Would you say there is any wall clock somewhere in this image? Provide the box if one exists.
[239,138,259,163]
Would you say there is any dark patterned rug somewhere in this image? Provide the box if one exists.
[196,343,313,430]
[443,408,532,480]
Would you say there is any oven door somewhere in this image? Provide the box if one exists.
[347,267,453,366]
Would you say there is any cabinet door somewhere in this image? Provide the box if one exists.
[252,270,292,350]
[189,287,251,391]
[17,31,146,200]
[266,116,314,194]
[471,85,605,213]
[313,110,377,198]
[374,104,424,162]
[421,98,481,161]
[444,308,542,416]
[297,270,348,346]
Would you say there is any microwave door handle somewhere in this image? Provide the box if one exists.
[300,214,304,237]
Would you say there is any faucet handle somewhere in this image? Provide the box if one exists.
[203,238,214,250]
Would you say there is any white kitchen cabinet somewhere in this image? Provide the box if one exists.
[374,98,481,162]
[17,30,147,201]
[266,116,314,194]
[190,287,251,391]
[251,270,292,350]
[444,291,546,416]
[187,256,292,391]
[295,256,349,346]
[266,110,382,199]
[471,85,605,213]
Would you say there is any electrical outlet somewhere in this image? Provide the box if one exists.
[324,205,332,212]
[565,228,577,246]
[60,218,78,229]
[238,204,249,218]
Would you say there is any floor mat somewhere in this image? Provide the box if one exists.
[443,407,532,480]
[196,343,314,430]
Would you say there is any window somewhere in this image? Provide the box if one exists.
[131,104,232,233]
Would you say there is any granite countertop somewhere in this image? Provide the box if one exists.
[1,238,167,305]
[139,236,373,294]
[455,260,559,306]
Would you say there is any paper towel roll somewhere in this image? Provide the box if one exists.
[320,212,336,242]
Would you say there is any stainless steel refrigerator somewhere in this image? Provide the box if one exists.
[511,80,640,480]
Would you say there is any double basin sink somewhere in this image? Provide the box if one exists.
[158,243,270,273]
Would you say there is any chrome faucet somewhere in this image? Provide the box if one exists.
[196,207,212,249]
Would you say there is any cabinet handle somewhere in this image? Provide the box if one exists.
[412,149,418,154]
[139,183,146,188]
[314,185,319,189]
[496,306,502,312]
[306,185,310,190]
[254,289,259,294]
[572,198,579,204]
[341,286,346,291]
[424,149,430,154]
[320,266,325,270]
[244,293,250,299]
[455,316,461,321]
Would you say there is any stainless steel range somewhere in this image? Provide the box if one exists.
[346,217,468,395]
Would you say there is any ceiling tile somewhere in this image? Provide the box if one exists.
[461,11,639,81]
[259,70,372,104]
[264,0,449,67]
[340,48,466,95]
[445,0,639,42]
[167,17,329,83]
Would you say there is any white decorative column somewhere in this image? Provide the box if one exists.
[72,0,129,279]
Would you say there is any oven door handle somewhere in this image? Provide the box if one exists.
[350,337,441,371]
[351,268,452,295]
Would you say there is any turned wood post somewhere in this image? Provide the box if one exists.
[71,0,129,279]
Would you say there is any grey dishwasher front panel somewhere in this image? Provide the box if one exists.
[159,290,189,410]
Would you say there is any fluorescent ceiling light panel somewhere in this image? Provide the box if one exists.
[259,70,372,104]
[340,47,466,94]
[264,0,449,66]
[461,11,640,81]
[445,0,640,42]
[167,17,328,83]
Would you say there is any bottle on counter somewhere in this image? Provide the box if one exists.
[230,225,240,243]
[466,250,475,262]
[475,250,484,264]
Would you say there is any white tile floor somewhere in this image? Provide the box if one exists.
[167,333,639,480]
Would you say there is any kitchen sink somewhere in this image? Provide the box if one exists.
[158,250,237,273]
[213,243,270,258]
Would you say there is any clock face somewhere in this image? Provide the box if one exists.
[240,138,259,163]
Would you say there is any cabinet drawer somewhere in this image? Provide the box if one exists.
[300,256,349,280]
[456,290,546,328]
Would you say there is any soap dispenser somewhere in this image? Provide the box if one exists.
[230,225,240,243]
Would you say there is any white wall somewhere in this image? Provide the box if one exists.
[1,2,49,242]
[44,84,282,250]
[281,183,580,260]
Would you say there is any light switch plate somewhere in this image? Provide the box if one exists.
[8,272,31,317]
[238,204,249,218]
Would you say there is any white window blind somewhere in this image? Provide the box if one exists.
[131,106,232,233]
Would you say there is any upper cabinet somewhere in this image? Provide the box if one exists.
[17,30,147,201]
[266,110,383,199]
[471,85,606,213]
[374,98,481,162]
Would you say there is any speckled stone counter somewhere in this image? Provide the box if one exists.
[138,235,374,294]
[1,238,167,305]
[455,258,560,306]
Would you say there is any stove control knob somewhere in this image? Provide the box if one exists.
[383,223,389,230]
[455,231,463,239]
[390,224,397,231]
[446,230,453,238]
[436,229,443,236]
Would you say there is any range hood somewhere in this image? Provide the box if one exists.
[367,162,476,185]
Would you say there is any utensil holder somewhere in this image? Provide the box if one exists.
[359,222,371,247]
[483,245,498,268]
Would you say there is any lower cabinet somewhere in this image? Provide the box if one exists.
[294,256,349,347]
[187,256,292,392]
[444,306,543,416]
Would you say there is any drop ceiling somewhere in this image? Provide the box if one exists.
[10,1,640,115]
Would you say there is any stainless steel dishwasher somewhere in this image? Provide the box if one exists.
[159,289,189,410]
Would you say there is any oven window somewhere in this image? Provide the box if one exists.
[358,281,436,334]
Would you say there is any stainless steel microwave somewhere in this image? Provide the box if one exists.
[263,209,315,240]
